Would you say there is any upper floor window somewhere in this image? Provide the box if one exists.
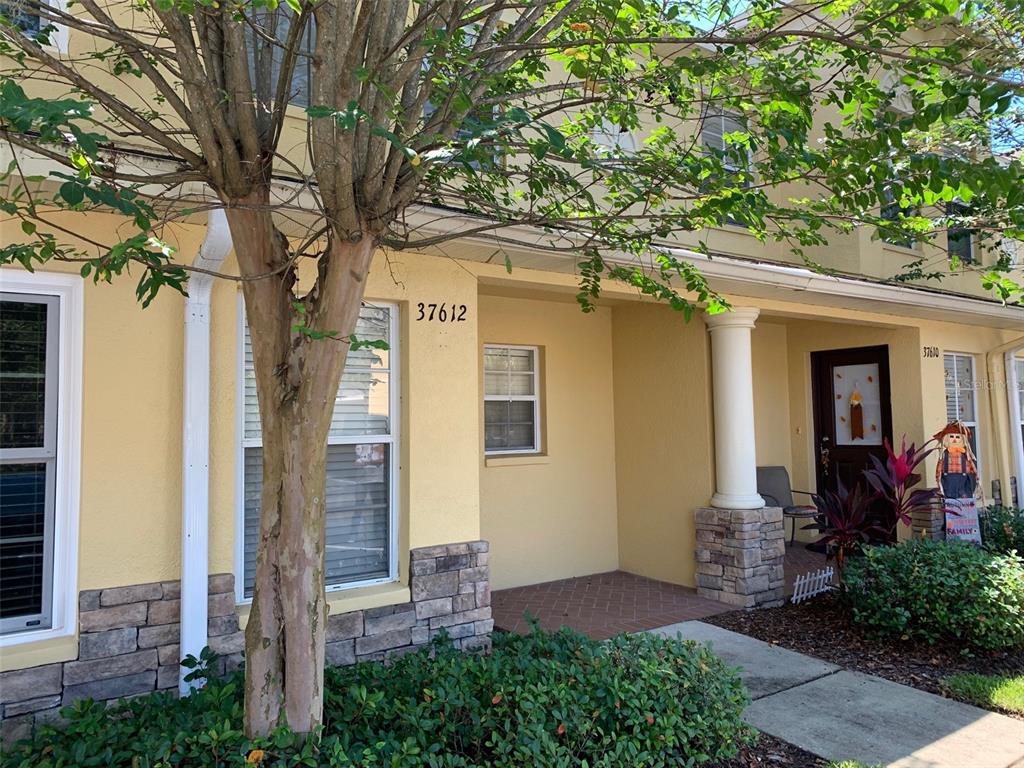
[592,120,637,155]
[247,11,314,109]
[946,201,975,265]
[483,345,541,454]
[239,302,398,598]
[880,183,917,248]
[701,110,751,175]
[0,2,40,33]
[1,1,67,50]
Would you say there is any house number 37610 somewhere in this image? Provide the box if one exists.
[416,302,468,322]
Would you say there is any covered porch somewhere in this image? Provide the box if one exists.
[477,275,1022,621]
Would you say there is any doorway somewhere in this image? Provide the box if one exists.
[811,345,894,507]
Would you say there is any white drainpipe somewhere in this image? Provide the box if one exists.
[180,209,232,695]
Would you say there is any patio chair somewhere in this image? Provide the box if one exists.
[756,466,819,544]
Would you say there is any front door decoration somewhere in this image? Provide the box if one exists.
[833,364,882,446]
[935,421,982,543]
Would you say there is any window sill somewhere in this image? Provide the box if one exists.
[237,581,410,630]
[485,454,551,467]
[0,631,78,672]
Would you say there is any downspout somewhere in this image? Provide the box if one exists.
[984,334,1024,507]
[180,209,232,695]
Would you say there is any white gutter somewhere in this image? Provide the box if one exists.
[180,209,232,694]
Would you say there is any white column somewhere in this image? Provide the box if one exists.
[704,308,765,509]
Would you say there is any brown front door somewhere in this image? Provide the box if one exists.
[811,345,894,505]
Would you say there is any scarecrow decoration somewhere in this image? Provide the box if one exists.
[933,421,978,499]
[934,420,982,543]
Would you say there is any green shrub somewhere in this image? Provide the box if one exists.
[843,538,1024,652]
[0,628,752,767]
[981,505,1024,557]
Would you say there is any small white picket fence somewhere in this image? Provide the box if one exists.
[790,566,835,604]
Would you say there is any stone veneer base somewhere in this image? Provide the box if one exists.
[694,506,785,609]
[0,540,491,743]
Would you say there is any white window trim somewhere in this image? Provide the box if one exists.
[1009,352,1024,500]
[234,297,400,604]
[6,0,70,53]
[483,343,542,456]
[944,351,981,469]
[0,268,82,647]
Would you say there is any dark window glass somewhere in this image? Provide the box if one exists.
[0,301,48,449]
[0,463,47,620]
[947,201,974,264]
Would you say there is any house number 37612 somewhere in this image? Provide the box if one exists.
[416,302,468,322]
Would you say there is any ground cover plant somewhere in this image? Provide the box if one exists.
[0,628,751,767]
[944,673,1024,717]
[842,539,1024,652]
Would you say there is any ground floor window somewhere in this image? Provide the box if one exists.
[483,345,541,454]
[0,294,58,633]
[0,272,80,642]
[239,303,398,598]
[944,352,981,464]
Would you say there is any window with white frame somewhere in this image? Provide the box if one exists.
[0,1,68,50]
[701,109,751,226]
[0,295,57,634]
[591,119,638,155]
[944,352,981,464]
[246,9,315,108]
[0,273,80,641]
[483,345,541,454]
[1016,356,1023,458]
[946,200,975,265]
[240,303,398,597]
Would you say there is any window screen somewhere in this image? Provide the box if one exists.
[0,295,58,634]
[483,345,540,454]
[241,304,396,597]
[247,9,315,108]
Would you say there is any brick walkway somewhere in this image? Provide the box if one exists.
[491,570,728,640]
[492,546,830,640]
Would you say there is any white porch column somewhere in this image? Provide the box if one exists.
[704,307,764,509]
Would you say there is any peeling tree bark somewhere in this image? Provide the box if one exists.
[226,195,376,736]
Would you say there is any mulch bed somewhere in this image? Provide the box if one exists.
[704,592,1024,719]
[710,733,829,768]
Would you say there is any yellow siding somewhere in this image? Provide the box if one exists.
[612,303,714,587]
[478,294,619,590]
[752,322,793,471]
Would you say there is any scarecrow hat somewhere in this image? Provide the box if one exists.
[933,421,972,442]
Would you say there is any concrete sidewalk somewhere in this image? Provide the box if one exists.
[650,621,1024,768]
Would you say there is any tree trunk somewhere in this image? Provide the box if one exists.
[224,200,376,737]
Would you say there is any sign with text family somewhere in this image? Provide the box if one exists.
[943,498,982,544]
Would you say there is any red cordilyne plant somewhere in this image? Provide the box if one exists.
[863,436,937,536]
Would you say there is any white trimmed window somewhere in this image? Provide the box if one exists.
[0,1,69,52]
[0,271,81,642]
[239,303,399,598]
[592,120,638,155]
[944,352,981,463]
[483,345,541,454]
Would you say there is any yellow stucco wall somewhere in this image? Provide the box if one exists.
[477,293,619,590]
[612,303,715,588]
[752,322,793,472]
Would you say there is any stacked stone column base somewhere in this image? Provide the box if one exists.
[911,500,945,540]
[695,506,785,608]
